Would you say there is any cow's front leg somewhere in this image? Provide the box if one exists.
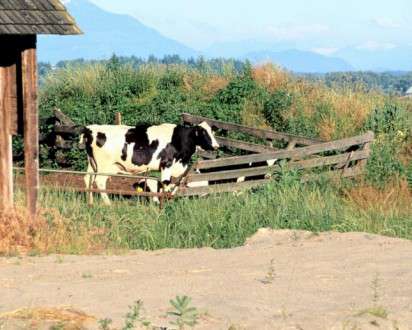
[84,164,96,206]
[160,165,174,192]
[95,175,111,206]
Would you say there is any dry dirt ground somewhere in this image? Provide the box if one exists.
[0,230,411,330]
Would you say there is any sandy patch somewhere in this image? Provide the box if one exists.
[0,230,411,329]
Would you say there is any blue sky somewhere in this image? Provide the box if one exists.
[86,0,411,52]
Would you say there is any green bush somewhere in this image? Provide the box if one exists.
[366,137,405,187]
[364,102,411,186]
[365,102,410,135]
[263,89,292,130]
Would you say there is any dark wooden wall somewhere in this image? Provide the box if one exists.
[0,35,38,219]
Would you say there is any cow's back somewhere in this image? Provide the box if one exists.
[84,123,178,174]
[87,124,131,151]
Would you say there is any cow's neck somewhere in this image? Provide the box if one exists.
[171,126,197,165]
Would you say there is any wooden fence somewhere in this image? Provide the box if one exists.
[178,113,374,197]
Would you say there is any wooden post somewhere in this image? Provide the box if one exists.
[286,139,297,150]
[21,36,39,220]
[115,112,122,125]
[0,64,14,211]
[358,141,372,172]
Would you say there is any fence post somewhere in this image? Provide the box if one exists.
[115,112,122,125]
[358,141,372,172]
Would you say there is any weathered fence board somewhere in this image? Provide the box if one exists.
[187,165,271,183]
[187,149,369,183]
[216,136,277,153]
[54,108,75,126]
[177,179,269,197]
[288,149,370,170]
[180,165,365,197]
[197,150,218,159]
[194,131,374,170]
[115,112,122,125]
[182,113,321,146]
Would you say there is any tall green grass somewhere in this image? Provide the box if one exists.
[18,174,411,253]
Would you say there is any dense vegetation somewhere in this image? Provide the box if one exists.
[303,71,412,95]
[11,174,411,254]
[7,56,412,254]
[39,55,412,95]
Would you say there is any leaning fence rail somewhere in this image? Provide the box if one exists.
[13,167,159,181]
[12,167,170,202]
[182,113,322,146]
[193,131,374,170]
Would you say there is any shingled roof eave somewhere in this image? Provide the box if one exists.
[0,0,82,36]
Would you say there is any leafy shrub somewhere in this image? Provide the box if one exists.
[263,89,292,130]
[365,102,410,136]
[364,102,411,186]
[366,137,405,187]
[158,68,184,91]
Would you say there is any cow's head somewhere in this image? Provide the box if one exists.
[194,122,219,151]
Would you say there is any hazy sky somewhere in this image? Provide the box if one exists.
[87,0,411,52]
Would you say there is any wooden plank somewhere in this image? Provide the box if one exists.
[34,185,169,198]
[358,142,372,171]
[288,149,370,171]
[177,179,269,197]
[216,136,278,153]
[54,125,82,134]
[115,112,122,125]
[182,113,322,146]
[14,166,161,181]
[286,139,297,150]
[21,35,38,220]
[197,150,217,159]
[187,165,271,183]
[194,131,374,170]
[0,61,14,210]
[54,108,75,126]
[187,149,370,183]
[179,165,365,198]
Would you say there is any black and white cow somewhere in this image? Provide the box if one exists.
[80,122,219,205]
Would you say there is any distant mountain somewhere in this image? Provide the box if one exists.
[37,0,406,73]
[38,0,197,63]
[335,46,412,71]
[204,39,296,58]
[244,49,353,73]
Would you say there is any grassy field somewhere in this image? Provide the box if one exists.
[4,59,412,255]
[6,174,411,255]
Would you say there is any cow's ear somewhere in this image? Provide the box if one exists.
[211,125,218,132]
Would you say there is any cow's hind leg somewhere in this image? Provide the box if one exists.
[84,164,96,205]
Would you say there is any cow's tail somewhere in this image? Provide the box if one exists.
[76,126,98,173]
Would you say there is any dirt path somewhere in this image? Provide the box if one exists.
[1,230,411,329]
